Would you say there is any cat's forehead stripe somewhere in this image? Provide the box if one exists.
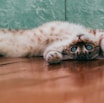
[70,40,97,46]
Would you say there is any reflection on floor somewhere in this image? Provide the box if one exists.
[0,57,104,103]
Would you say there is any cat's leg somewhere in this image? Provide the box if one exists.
[43,40,71,64]
[44,50,63,64]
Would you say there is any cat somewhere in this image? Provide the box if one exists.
[0,21,103,64]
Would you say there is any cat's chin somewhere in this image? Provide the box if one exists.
[62,54,99,61]
[76,58,96,61]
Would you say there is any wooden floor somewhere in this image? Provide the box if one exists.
[0,57,104,103]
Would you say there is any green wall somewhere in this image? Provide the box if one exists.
[0,0,104,29]
[66,0,104,29]
[0,0,65,29]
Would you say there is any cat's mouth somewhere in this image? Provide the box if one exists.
[76,54,93,61]
[75,50,99,61]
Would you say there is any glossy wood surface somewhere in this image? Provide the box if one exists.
[0,57,104,103]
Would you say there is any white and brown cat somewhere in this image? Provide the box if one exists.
[0,21,104,64]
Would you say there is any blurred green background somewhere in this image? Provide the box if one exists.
[0,0,104,29]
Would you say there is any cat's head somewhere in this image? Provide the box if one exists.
[62,32,100,60]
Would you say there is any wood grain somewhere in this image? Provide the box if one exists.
[0,57,104,103]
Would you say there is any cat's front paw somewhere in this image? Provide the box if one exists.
[44,51,63,64]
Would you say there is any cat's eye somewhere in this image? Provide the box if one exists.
[85,45,93,50]
[71,46,77,52]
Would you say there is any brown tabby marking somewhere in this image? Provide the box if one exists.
[1,29,7,33]
[45,39,50,45]
[39,29,44,34]
[31,38,35,43]
[37,37,41,42]
[89,30,96,35]
[51,27,55,31]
